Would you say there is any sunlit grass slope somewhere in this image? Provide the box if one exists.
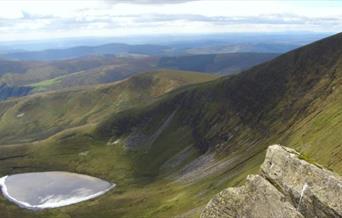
[0,70,217,144]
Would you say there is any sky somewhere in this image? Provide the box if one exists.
[0,0,341,41]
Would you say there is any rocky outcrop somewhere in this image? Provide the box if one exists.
[201,174,303,218]
[201,145,342,218]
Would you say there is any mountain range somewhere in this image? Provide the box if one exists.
[0,53,278,100]
[0,33,341,218]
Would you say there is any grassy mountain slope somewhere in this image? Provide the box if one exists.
[98,32,342,173]
[89,32,341,216]
[0,33,341,218]
[0,70,216,144]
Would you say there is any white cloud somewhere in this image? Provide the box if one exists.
[0,0,341,41]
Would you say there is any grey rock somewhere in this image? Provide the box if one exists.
[201,174,303,218]
[201,145,342,218]
[261,145,342,218]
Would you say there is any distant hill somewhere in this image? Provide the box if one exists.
[4,43,169,61]
[0,59,48,77]
[158,53,278,75]
[0,55,158,88]
[28,56,159,92]
[185,42,299,54]
[2,41,296,62]
[3,43,287,61]
[0,53,278,96]
[1,33,328,60]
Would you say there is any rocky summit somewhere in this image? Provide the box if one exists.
[201,145,342,218]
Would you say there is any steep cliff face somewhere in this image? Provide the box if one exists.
[201,145,342,218]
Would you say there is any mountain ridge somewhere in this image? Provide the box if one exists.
[97,32,342,160]
[0,33,341,218]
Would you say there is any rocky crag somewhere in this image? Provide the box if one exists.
[201,145,342,218]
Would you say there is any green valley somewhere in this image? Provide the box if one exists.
[0,33,341,217]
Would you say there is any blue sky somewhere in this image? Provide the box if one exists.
[0,0,341,41]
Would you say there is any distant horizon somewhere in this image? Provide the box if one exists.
[0,31,336,43]
[0,31,334,52]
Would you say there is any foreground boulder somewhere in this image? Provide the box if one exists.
[201,145,342,218]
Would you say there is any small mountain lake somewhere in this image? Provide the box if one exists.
[0,171,115,210]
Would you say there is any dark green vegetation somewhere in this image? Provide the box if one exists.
[0,33,341,218]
